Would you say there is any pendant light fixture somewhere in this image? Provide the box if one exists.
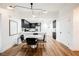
[7,3,47,18]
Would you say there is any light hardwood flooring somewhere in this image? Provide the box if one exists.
[0,38,77,56]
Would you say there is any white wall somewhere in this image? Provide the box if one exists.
[56,5,74,49]
[56,5,79,51]
[0,9,16,52]
[0,32,1,52]
[73,7,79,51]
[0,8,23,52]
[0,14,2,52]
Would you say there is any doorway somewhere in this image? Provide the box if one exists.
[53,20,56,39]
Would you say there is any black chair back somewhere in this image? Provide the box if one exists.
[26,38,37,45]
[43,34,45,41]
[20,35,24,43]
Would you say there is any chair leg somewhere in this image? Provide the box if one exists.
[37,43,38,48]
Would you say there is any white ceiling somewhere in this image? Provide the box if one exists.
[0,3,78,12]
[0,3,79,19]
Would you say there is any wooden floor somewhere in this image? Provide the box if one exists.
[0,38,77,56]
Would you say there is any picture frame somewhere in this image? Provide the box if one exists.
[9,20,18,36]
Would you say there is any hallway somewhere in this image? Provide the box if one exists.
[0,38,76,56]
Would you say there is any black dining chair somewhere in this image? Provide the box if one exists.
[26,38,38,48]
[20,35,26,49]
[20,35,24,43]
[43,34,46,42]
